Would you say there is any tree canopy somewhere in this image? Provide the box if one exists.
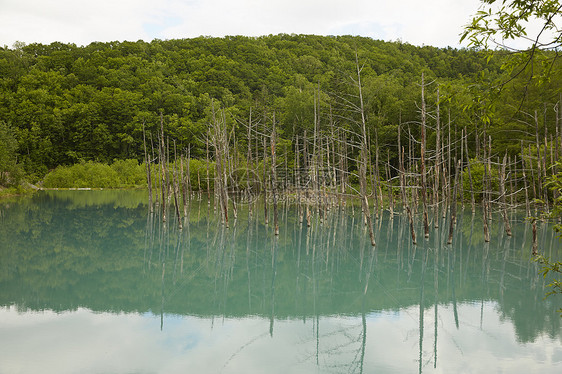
[0,34,559,183]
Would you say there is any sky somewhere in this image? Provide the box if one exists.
[0,0,486,48]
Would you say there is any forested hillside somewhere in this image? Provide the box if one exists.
[0,34,560,182]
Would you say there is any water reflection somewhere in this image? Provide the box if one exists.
[0,191,561,373]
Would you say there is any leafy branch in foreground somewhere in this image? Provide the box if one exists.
[461,0,562,109]
[534,254,562,314]
[535,163,562,315]
[461,0,562,52]
[545,162,562,235]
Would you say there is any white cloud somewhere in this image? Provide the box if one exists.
[0,0,163,46]
[0,0,484,47]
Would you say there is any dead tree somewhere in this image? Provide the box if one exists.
[159,112,167,223]
[172,140,183,230]
[482,136,490,243]
[499,153,512,236]
[142,121,153,213]
[464,129,476,213]
[355,52,376,246]
[519,146,531,218]
[210,102,230,228]
[270,115,280,236]
[420,73,430,238]
[433,87,441,228]
[447,159,460,245]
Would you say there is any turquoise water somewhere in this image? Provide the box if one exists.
[0,190,561,373]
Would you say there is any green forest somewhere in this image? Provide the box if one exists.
[1,34,560,189]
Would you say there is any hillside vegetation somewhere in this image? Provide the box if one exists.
[0,35,560,185]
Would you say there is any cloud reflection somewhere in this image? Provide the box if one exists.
[1,302,560,374]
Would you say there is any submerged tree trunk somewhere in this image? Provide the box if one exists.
[407,205,417,245]
[464,129,475,213]
[143,121,153,213]
[520,144,531,217]
[447,159,460,245]
[355,51,376,246]
[482,138,490,243]
[433,88,441,228]
[271,116,280,236]
[210,102,229,228]
[499,153,512,236]
[532,219,538,256]
[263,136,269,226]
[420,73,430,239]
[172,141,183,230]
[160,112,167,223]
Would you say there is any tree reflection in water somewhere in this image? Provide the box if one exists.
[0,190,560,373]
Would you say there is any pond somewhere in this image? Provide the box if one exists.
[0,190,561,373]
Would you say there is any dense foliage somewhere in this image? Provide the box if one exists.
[0,34,560,186]
[0,121,23,187]
[0,36,490,178]
[42,159,145,188]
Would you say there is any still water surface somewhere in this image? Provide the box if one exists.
[1,190,561,373]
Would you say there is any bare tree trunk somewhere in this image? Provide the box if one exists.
[150,134,159,206]
[398,119,407,210]
[399,146,408,208]
[407,205,417,245]
[160,112,167,223]
[210,102,229,228]
[329,107,338,206]
[542,109,550,212]
[296,135,303,222]
[185,148,191,213]
[206,133,210,203]
[528,144,538,216]
[371,135,380,218]
[374,132,383,213]
[555,92,562,175]
[409,128,418,213]
[447,159,460,245]
[387,150,394,216]
[339,130,348,208]
[312,89,319,219]
[445,110,452,217]
[433,88,441,228]
[482,134,490,243]
[532,219,538,256]
[172,140,183,230]
[355,51,375,246]
[142,121,153,213]
[303,130,311,227]
[520,145,531,218]
[499,153,512,236]
[420,73,430,239]
[263,136,269,226]
[399,133,416,244]
[486,136,492,221]
[508,155,514,209]
[551,133,559,205]
[535,110,543,205]
[180,153,187,218]
[464,129,475,213]
[460,127,465,210]
[271,115,280,236]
